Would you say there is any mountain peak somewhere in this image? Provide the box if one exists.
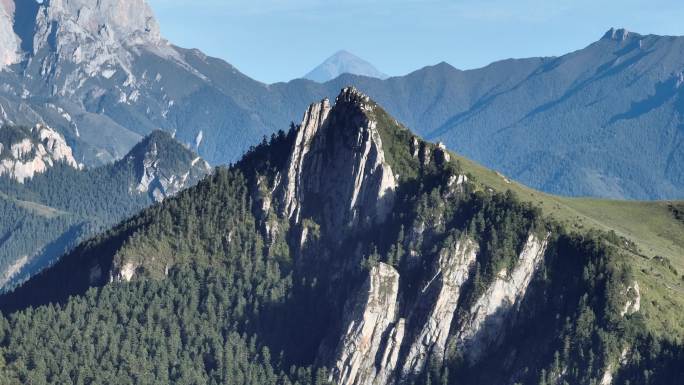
[41,0,163,46]
[602,27,632,42]
[26,0,179,91]
[125,130,211,202]
[283,87,397,237]
[303,50,388,83]
[336,86,372,105]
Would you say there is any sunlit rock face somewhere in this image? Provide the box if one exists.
[454,233,549,363]
[0,124,80,183]
[283,87,397,242]
[0,0,20,69]
[325,232,550,385]
[38,0,163,48]
[32,0,180,92]
[401,239,479,377]
[328,263,401,385]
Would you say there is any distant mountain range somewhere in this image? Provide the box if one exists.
[303,50,388,82]
[0,0,681,200]
[0,127,209,290]
[1,88,681,384]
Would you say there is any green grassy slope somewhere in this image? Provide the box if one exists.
[451,152,684,338]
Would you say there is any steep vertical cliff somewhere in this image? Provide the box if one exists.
[0,0,20,69]
[32,0,180,92]
[329,263,400,385]
[454,233,549,363]
[283,87,397,241]
[401,238,478,377]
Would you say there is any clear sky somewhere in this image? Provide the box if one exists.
[148,0,684,84]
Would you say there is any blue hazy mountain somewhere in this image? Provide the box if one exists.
[0,1,680,200]
[303,50,388,82]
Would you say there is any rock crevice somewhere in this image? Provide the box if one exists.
[454,232,550,363]
[329,263,401,385]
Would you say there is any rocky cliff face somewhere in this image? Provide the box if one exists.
[0,0,20,69]
[329,263,401,385]
[0,124,81,182]
[326,232,550,385]
[124,130,211,202]
[33,0,180,93]
[39,0,163,47]
[328,238,481,385]
[401,238,479,377]
[283,87,397,241]
[454,233,549,363]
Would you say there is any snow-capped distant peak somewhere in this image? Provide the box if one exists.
[303,50,388,83]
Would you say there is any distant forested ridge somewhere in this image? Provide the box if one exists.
[0,129,209,291]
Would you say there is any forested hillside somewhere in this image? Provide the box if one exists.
[0,89,681,385]
[0,129,210,291]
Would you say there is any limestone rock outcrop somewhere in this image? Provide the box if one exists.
[402,239,478,377]
[0,0,20,69]
[284,98,332,221]
[454,233,549,363]
[33,0,180,93]
[325,228,551,385]
[329,263,401,385]
[324,238,478,385]
[283,87,397,240]
[621,281,641,317]
[0,124,80,183]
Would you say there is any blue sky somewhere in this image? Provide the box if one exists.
[148,0,684,84]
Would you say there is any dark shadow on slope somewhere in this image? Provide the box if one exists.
[614,337,684,384]
[0,221,139,314]
[609,76,683,124]
[12,0,40,55]
[3,221,90,292]
[520,48,653,122]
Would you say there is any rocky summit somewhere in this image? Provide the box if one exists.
[125,130,212,202]
[284,88,397,239]
[1,88,679,385]
[0,0,258,166]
